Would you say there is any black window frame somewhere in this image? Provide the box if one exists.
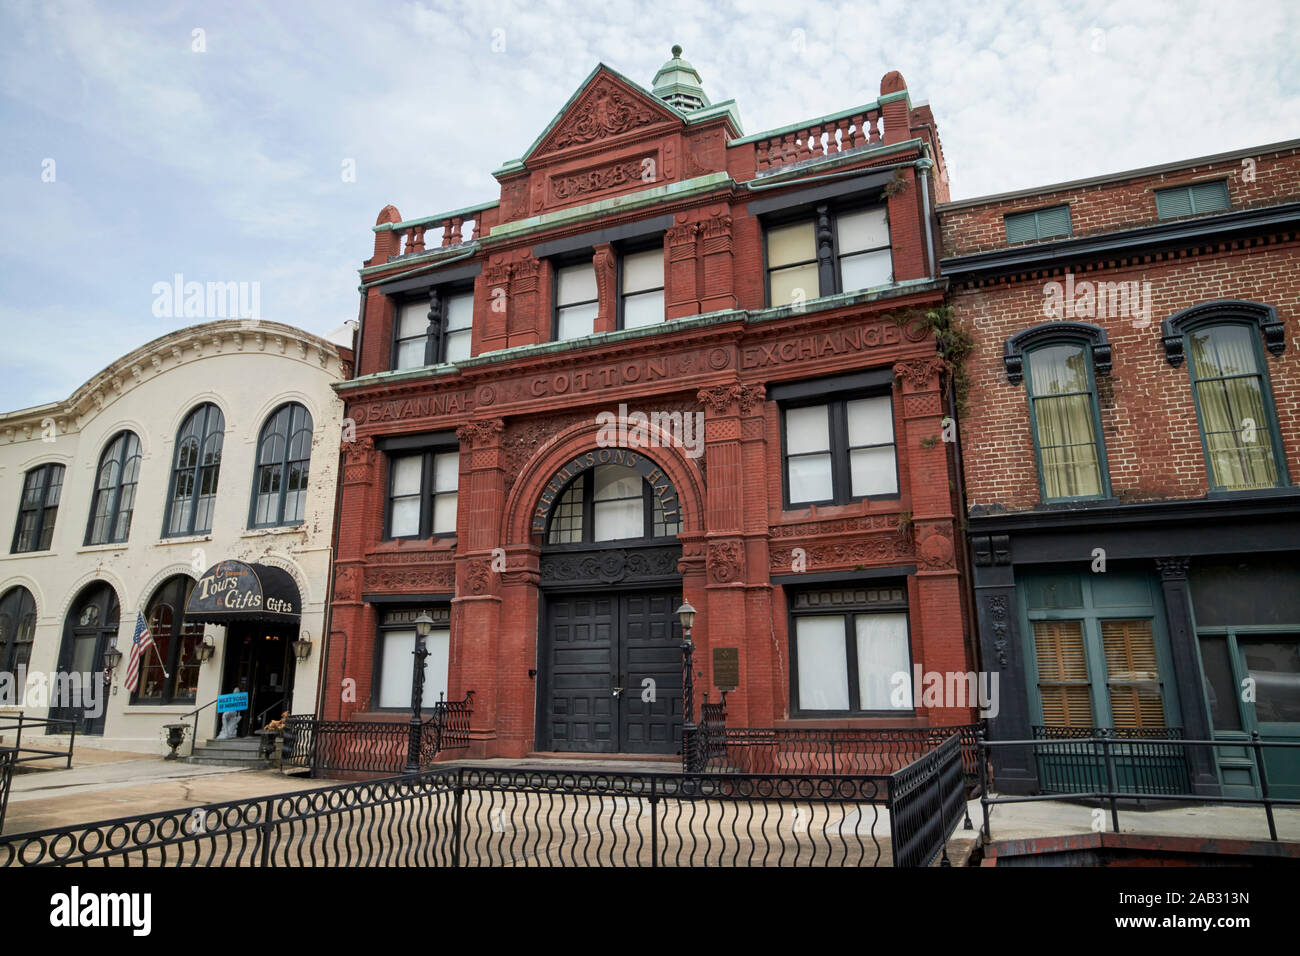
[382,435,460,541]
[787,586,913,718]
[11,462,65,554]
[761,199,892,308]
[248,402,314,529]
[777,385,900,510]
[543,466,681,548]
[390,282,476,371]
[370,605,452,713]
[162,403,225,538]
[0,585,37,675]
[551,251,598,343]
[615,236,666,331]
[85,430,142,546]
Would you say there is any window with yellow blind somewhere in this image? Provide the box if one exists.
[1032,620,1094,727]
[1101,620,1166,728]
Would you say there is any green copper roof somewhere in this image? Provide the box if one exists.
[652,44,710,111]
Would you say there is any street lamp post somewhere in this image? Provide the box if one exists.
[676,601,697,772]
[405,613,434,774]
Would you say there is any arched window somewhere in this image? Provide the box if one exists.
[251,403,313,527]
[546,464,681,544]
[1004,321,1112,502]
[134,575,204,704]
[0,586,37,674]
[11,463,64,553]
[164,404,224,537]
[86,431,142,545]
[52,582,119,734]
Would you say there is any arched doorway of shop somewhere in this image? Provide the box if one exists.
[51,582,119,735]
[535,454,684,755]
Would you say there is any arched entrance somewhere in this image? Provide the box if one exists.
[535,450,684,754]
[53,582,119,735]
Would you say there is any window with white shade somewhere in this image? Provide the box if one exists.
[386,448,459,538]
[782,393,897,506]
[392,287,475,369]
[555,261,598,341]
[790,586,912,715]
[375,608,452,710]
[765,204,892,306]
[545,464,680,545]
[619,247,665,329]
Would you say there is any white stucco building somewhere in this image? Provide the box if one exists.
[0,320,350,754]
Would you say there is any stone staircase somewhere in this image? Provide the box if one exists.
[187,736,272,769]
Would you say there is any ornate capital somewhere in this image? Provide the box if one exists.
[697,383,766,416]
[1155,556,1190,581]
[455,419,505,448]
[464,559,495,596]
[706,540,744,584]
[893,357,947,391]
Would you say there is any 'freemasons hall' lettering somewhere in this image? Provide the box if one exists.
[532,448,680,533]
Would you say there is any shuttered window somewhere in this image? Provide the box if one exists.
[1033,620,1094,727]
[1004,205,1072,243]
[1155,180,1230,219]
[1102,620,1166,728]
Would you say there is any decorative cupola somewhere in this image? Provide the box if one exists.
[651,44,710,112]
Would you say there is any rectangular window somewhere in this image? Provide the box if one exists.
[792,610,911,715]
[555,261,598,341]
[1033,620,1095,727]
[12,464,64,553]
[1004,205,1073,243]
[765,204,893,306]
[782,393,897,506]
[1155,180,1230,219]
[620,247,665,329]
[1025,343,1107,500]
[386,448,459,538]
[377,626,451,709]
[393,288,475,369]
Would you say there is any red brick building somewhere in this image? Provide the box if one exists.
[324,49,976,759]
[939,140,1300,796]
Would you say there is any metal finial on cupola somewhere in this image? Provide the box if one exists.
[652,44,710,112]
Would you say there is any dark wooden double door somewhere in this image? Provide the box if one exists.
[543,590,682,754]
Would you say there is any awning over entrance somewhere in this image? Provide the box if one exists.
[185,560,301,626]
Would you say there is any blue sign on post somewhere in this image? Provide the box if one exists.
[217,692,249,714]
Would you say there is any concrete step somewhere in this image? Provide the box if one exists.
[187,754,272,768]
[187,737,272,767]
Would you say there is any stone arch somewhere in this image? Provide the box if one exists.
[502,418,705,548]
[57,570,128,630]
[135,563,199,613]
[0,574,47,624]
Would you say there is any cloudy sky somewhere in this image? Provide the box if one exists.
[1,0,1297,410]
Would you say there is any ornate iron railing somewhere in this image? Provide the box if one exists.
[0,752,969,867]
[282,692,474,777]
[690,713,983,788]
[1031,725,1191,796]
[888,734,967,867]
[0,747,14,833]
[0,713,76,768]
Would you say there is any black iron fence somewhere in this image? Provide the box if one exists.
[692,715,983,788]
[1031,725,1191,796]
[0,739,969,867]
[978,732,1300,843]
[282,692,474,777]
[0,747,14,833]
[0,713,76,769]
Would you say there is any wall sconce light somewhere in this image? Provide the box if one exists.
[198,637,217,663]
[101,645,123,682]
[291,631,314,662]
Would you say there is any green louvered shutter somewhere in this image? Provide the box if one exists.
[1036,205,1073,239]
[1155,186,1195,219]
[1005,210,1039,243]
[1189,180,1230,213]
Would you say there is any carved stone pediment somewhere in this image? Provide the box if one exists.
[530,73,676,159]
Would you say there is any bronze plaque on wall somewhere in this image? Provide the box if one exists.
[713,647,739,692]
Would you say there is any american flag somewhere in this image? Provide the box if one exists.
[124,612,153,693]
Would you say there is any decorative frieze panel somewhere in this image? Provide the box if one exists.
[769,532,914,572]
[540,544,682,587]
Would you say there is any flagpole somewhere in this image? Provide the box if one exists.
[150,638,170,679]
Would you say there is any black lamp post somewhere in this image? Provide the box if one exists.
[404,613,433,774]
[676,600,697,772]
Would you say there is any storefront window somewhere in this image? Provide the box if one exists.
[135,576,204,704]
[374,608,452,710]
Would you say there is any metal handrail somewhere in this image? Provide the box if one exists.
[0,712,76,768]
[977,731,1300,843]
[179,698,222,758]
[253,696,287,731]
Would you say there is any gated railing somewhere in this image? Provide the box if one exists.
[0,744,969,867]
[978,732,1300,843]
[0,713,76,769]
[0,747,14,833]
[282,692,474,777]
[690,711,983,789]
[1031,725,1192,796]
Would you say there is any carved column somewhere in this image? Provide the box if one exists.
[699,209,735,313]
[1156,556,1219,795]
[477,259,513,353]
[665,218,699,319]
[592,242,617,335]
[508,255,542,348]
[325,434,378,719]
[814,204,835,295]
[453,419,507,756]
